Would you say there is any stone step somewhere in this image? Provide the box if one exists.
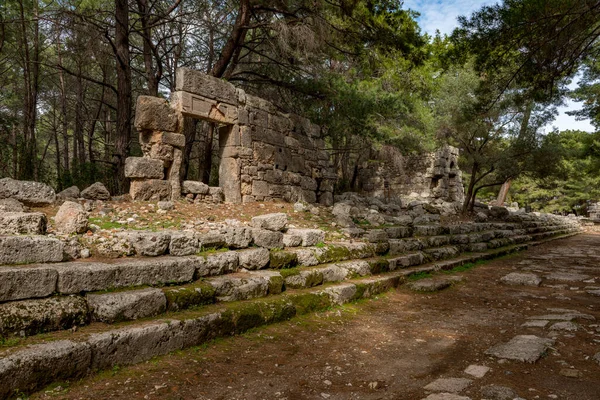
[0,230,577,398]
[0,237,539,338]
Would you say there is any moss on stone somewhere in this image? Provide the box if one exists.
[367,258,390,274]
[267,275,284,295]
[288,292,332,315]
[279,268,301,279]
[163,281,216,312]
[269,250,298,269]
[316,245,351,264]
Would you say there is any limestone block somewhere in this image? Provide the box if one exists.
[0,236,64,265]
[286,228,325,247]
[169,232,200,256]
[193,251,239,278]
[54,201,88,234]
[130,179,171,201]
[0,198,26,212]
[171,91,238,124]
[219,125,240,147]
[0,296,89,336]
[0,177,56,206]
[300,176,317,191]
[338,260,371,276]
[197,231,226,249]
[124,157,164,179]
[0,340,91,399]
[223,226,252,249]
[208,275,269,302]
[119,231,171,256]
[170,147,183,201]
[81,182,111,200]
[161,132,186,148]
[319,191,333,206]
[0,212,47,235]
[135,96,179,132]
[284,269,323,289]
[249,109,269,127]
[87,288,167,323]
[301,190,317,204]
[323,283,357,305]
[0,266,58,302]
[251,213,288,231]
[251,228,284,249]
[182,180,209,195]
[176,67,238,104]
[56,186,80,201]
[219,157,241,203]
[149,142,174,164]
[321,265,349,282]
[283,233,302,247]
[209,186,225,202]
[55,258,195,294]
[238,248,270,270]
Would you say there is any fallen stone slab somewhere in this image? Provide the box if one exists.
[81,182,111,200]
[521,320,548,328]
[423,377,472,393]
[0,197,26,212]
[408,278,452,292]
[0,212,47,235]
[0,296,88,336]
[0,235,64,265]
[0,177,56,206]
[421,394,471,400]
[87,288,166,323]
[485,335,554,363]
[54,201,88,234]
[463,364,489,378]
[500,272,541,286]
[480,384,520,400]
[0,340,91,399]
[56,185,80,200]
[545,272,590,282]
[182,180,209,195]
[549,321,578,331]
[250,213,288,232]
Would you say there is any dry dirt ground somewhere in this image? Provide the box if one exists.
[31,234,600,400]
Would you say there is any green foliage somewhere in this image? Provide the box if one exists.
[511,130,600,214]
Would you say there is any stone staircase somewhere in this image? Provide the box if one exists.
[0,211,581,398]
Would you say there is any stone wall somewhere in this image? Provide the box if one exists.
[357,145,464,203]
[129,68,336,204]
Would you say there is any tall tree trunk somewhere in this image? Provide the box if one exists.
[57,48,70,180]
[202,123,214,184]
[181,116,197,181]
[114,0,132,194]
[462,162,479,214]
[496,179,512,206]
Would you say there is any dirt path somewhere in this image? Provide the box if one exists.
[34,234,600,400]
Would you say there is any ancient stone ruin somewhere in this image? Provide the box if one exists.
[129,67,337,205]
[357,145,464,203]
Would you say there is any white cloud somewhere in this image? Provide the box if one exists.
[402,0,595,132]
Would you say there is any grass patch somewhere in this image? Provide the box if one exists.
[407,271,433,281]
[197,247,229,257]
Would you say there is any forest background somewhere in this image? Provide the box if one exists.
[2,0,600,214]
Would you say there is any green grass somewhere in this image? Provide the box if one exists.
[407,271,433,281]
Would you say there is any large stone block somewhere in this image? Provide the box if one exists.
[87,288,167,323]
[252,180,269,197]
[130,179,171,201]
[182,180,209,195]
[250,213,288,231]
[169,232,200,256]
[219,157,241,203]
[0,212,47,235]
[0,340,91,399]
[0,296,89,336]
[134,95,179,132]
[0,198,26,212]
[81,182,111,200]
[238,248,270,270]
[175,68,238,104]
[193,251,239,278]
[251,228,284,249]
[0,266,57,302]
[119,231,171,256]
[171,91,238,124]
[124,157,164,179]
[54,201,88,234]
[0,236,64,265]
[223,227,252,249]
[285,228,325,247]
[0,177,56,206]
[208,275,270,302]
